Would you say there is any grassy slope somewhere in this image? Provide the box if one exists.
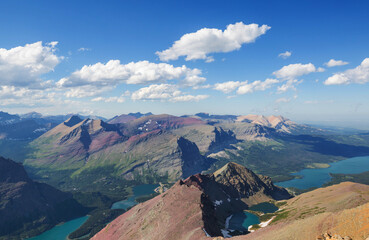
[235,182,369,240]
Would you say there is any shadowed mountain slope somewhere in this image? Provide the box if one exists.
[0,156,86,239]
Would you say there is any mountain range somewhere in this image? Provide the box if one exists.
[21,111,369,192]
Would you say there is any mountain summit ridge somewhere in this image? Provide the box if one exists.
[91,162,291,240]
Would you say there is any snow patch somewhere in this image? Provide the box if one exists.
[203,228,211,237]
[221,229,232,238]
[214,200,223,206]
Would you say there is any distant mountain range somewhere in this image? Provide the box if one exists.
[0,111,106,141]
[22,112,369,191]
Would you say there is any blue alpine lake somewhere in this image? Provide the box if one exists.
[276,156,369,189]
[228,202,278,231]
[228,212,260,231]
[111,184,159,210]
[28,184,158,240]
[27,216,89,240]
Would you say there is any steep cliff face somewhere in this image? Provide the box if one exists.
[178,137,214,178]
[208,127,238,153]
[213,162,291,205]
[91,162,292,240]
[0,157,86,239]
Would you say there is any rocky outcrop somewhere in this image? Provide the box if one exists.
[317,233,352,240]
[213,162,291,205]
[91,162,291,240]
[242,124,276,139]
[178,137,214,178]
[208,127,238,153]
[0,156,86,239]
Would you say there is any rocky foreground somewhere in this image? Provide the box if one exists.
[92,162,291,240]
[92,164,369,240]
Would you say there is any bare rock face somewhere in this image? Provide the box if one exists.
[0,157,86,239]
[178,137,214,178]
[213,162,291,204]
[208,127,239,153]
[317,233,352,240]
[92,162,292,240]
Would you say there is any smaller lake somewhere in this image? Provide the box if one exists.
[27,216,88,240]
[276,156,369,189]
[248,202,278,213]
[111,184,159,210]
[28,184,158,240]
[228,212,260,231]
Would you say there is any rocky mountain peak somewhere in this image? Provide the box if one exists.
[64,115,84,127]
[0,157,29,183]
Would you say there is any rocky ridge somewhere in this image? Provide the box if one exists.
[91,162,291,240]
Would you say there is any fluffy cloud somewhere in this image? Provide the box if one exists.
[91,96,125,103]
[58,60,206,97]
[214,81,247,93]
[131,84,208,102]
[131,84,181,101]
[324,58,369,85]
[273,63,322,79]
[171,94,209,102]
[156,22,270,62]
[277,79,302,93]
[236,78,279,95]
[0,86,59,107]
[324,59,349,67]
[213,79,278,95]
[0,41,61,88]
[278,51,292,59]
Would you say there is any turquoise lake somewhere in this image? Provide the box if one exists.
[28,184,158,240]
[111,184,159,210]
[228,202,278,231]
[27,216,89,240]
[276,155,369,189]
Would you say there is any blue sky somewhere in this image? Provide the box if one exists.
[0,0,369,128]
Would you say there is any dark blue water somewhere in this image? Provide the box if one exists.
[228,212,260,231]
[248,202,278,213]
[111,184,159,210]
[27,216,88,240]
[276,156,369,189]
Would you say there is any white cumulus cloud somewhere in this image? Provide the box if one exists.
[131,84,208,102]
[91,96,125,103]
[171,94,209,102]
[58,60,206,97]
[324,59,349,67]
[236,78,279,95]
[278,51,292,59]
[213,81,247,93]
[156,22,270,62]
[273,63,319,79]
[58,60,205,89]
[324,58,369,85]
[0,41,62,88]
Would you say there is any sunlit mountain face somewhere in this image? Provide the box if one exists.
[1,1,369,239]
